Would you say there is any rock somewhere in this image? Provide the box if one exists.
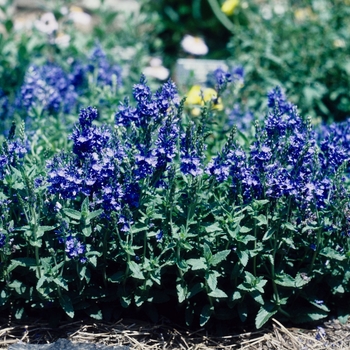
[9,338,129,350]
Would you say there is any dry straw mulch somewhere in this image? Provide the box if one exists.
[1,317,350,349]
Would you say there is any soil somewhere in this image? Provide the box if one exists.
[1,316,350,349]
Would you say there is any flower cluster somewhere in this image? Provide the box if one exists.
[180,124,203,177]
[87,45,123,87]
[65,236,87,263]
[12,45,122,121]
[116,75,178,128]
[317,119,350,174]
[47,77,180,225]
[0,138,27,181]
[18,64,77,115]
[47,107,124,211]
[0,230,6,249]
[208,86,346,212]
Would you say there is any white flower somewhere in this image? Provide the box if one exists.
[69,6,92,26]
[143,57,169,80]
[55,32,70,48]
[35,12,58,34]
[181,35,208,56]
[14,16,33,31]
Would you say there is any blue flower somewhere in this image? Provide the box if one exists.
[156,230,163,242]
[180,125,203,177]
[18,64,77,114]
[88,45,123,87]
[133,75,152,102]
[134,148,158,180]
[65,236,86,263]
[267,86,293,115]
[231,66,244,84]
[154,115,179,169]
[213,67,232,92]
[115,97,138,127]
[0,230,6,249]
[71,107,111,157]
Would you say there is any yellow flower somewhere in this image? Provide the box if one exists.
[221,0,240,16]
[185,85,223,116]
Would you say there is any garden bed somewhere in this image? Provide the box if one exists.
[1,317,350,349]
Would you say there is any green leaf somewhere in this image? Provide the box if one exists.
[294,310,328,323]
[205,222,223,233]
[208,288,228,298]
[86,304,103,320]
[128,261,145,280]
[8,258,36,272]
[294,272,311,288]
[82,226,92,237]
[238,301,248,322]
[36,226,55,237]
[203,243,212,261]
[59,295,74,318]
[29,238,42,248]
[237,250,249,267]
[240,226,252,233]
[250,290,264,305]
[120,294,132,308]
[186,257,207,270]
[210,250,230,266]
[188,282,204,299]
[109,271,124,283]
[254,199,269,207]
[309,300,330,312]
[275,273,295,288]
[36,276,47,290]
[63,208,81,221]
[255,303,278,329]
[207,271,218,291]
[176,280,187,303]
[200,304,214,326]
[283,222,297,232]
[262,227,275,241]
[231,290,242,302]
[86,209,103,221]
[256,214,268,226]
[320,247,346,261]
[53,277,68,291]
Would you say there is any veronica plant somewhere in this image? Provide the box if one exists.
[0,73,349,331]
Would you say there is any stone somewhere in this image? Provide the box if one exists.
[9,338,129,350]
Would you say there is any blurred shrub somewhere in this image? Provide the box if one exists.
[140,0,237,67]
[140,0,350,122]
[227,0,350,122]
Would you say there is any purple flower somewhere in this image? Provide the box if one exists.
[65,236,86,263]
[18,64,77,114]
[156,231,163,242]
[154,116,179,169]
[0,231,6,249]
[180,125,203,177]
[267,86,293,115]
[231,66,244,84]
[88,45,123,87]
[115,97,138,127]
[213,67,232,92]
[133,75,152,102]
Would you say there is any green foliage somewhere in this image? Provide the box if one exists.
[227,0,350,122]
[0,0,349,334]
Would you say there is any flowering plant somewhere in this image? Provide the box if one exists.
[0,68,349,331]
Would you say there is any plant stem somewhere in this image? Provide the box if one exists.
[206,0,235,33]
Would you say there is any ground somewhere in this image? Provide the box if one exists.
[1,316,350,349]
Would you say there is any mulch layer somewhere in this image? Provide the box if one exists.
[1,316,350,349]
